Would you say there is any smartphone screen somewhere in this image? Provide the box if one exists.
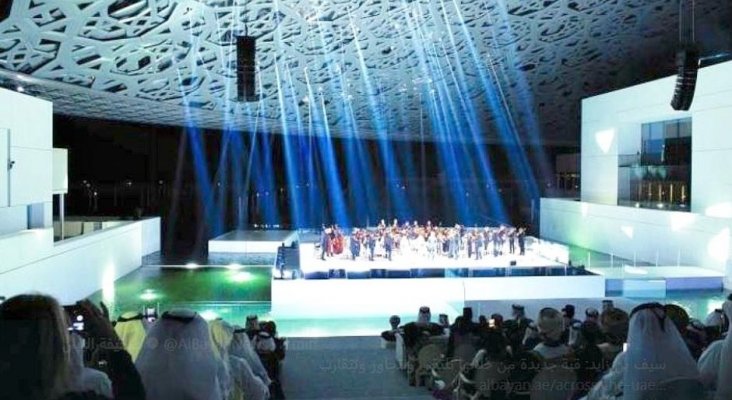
[143,305,158,322]
[623,342,628,352]
[489,318,496,328]
[63,305,85,332]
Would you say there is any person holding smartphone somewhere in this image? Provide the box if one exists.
[0,294,146,400]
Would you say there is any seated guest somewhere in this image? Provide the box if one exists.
[446,309,480,358]
[0,295,145,400]
[698,296,732,391]
[705,308,728,343]
[68,330,113,398]
[402,306,443,349]
[561,304,581,343]
[511,304,533,340]
[491,313,504,331]
[521,321,541,351]
[380,315,402,342]
[597,307,629,365]
[572,321,605,399]
[231,326,272,388]
[533,307,571,361]
[245,315,260,340]
[584,303,699,400]
[601,299,614,313]
[114,311,147,362]
[136,309,222,400]
[584,307,600,324]
[210,319,269,400]
[403,306,443,386]
[665,303,705,359]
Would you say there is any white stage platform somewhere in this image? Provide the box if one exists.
[299,242,562,273]
[590,265,724,293]
[271,274,606,318]
[208,230,297,253]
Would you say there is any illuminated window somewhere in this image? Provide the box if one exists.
[618,118,691,211]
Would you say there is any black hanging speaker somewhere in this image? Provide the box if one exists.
[0,0,13,23]
[670,46,699,111]
[236,35,257,102]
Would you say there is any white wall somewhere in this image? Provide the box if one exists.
[0,88,53,234]
[0,218,161,304]
[580,60,732,211]
[540,198,732,280]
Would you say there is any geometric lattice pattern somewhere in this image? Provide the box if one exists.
[0,0,729,143]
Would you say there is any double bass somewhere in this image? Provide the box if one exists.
[332,227,345,254]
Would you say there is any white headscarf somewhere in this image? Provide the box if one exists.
[417,306,431,326]
[230,351,270,400]
[713,299,732,399]
[135,309,221,400]
[231,326,272,387]
[114,312,147,362]
[252,331,277,353]
[68,332,113,398]
[622,304,699,400]
[209,319,235,400]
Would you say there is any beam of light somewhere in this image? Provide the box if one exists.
[482,0,553,181]
[301,63,349,227]
[175,4,223,249]
[274,61,306,228]
[348,14,412,222]
[432,4,507,223]
[435,0,541,213]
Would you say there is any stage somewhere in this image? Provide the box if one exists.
[198,229,726,318]
[208,230,298,253]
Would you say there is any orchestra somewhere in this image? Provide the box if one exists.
[317,220,527,261]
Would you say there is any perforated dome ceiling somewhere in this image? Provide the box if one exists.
[0,0,729,143]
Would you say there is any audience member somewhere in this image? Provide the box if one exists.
[597,307,629,364]
[561,304,581,343]
[210,319,269,400]
[572,321,604,399]
[136,309,221,400]
[0,295,145,400]
[114,312,147,362]
[533,307,571,361]
[698,296,732,391]
[68,331,113,398]
[245,315,261,340]
[231,326,272,388]
[584,307,599,324]
[584,302,699,400]
[665,303,706,359]
[380,315,401,342]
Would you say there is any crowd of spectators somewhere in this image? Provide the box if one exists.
[387,297,732,400]
[0,294,285,400]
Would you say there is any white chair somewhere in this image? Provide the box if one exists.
[413,344,443,386]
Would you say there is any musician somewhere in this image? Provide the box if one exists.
[367,233,376,261]
[384,231,394,261]
[467,233,474,259]
[518,227,526,255]
[350,229,361,260]
[319,227,331,261]
[474,232,483,260]
[427,232,437,259]
[508,228,517,254]
[448,229,459,259]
